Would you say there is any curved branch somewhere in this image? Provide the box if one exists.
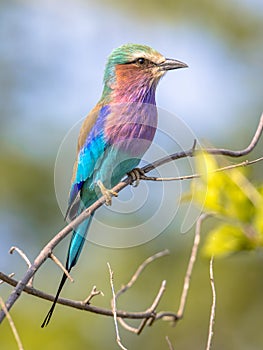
[115,249,169,299]
[143,112,263,173]
[205,112,263,157]
[0,113,262,324]
[0,271,176,321]
[115,250,170,334]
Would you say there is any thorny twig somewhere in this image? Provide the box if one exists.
[0,113,262,324]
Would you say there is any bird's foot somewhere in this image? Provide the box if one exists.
[97,180,118,206]
[127,168,146,187]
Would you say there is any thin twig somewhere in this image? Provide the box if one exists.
[140,156,263,183]
[108,263,128,350]
[154,311,179,322]
[0,273,15,285]
[116,249,170,299]
[49,253,74,283]
[143,112,263,173]
[0,297,24,350]
[118,280,169,335]
[165,336,175,350]
[177,213,211,319]
[117,318,139,333]
[115,250,169,334]
[83,285,104,304]
[206,257,216,350]
[9,247,31,268]
[0,113,262,323]
[137,280,166,334]
[147,280,167,325]
[9,247,34,287]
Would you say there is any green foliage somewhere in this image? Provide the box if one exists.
[191,153,263,257]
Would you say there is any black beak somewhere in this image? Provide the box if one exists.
[159,58,188,71]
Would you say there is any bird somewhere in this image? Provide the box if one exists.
[41,43,187,327]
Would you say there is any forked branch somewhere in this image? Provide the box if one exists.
[0,113,262,324]
[0,250,173,324]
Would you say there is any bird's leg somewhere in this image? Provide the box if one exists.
[97,180,118,206]
[127,168,147,187]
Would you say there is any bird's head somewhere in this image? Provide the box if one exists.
[102,43,187,103]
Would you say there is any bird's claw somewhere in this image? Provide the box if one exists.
[127,168,145,187]
[97,180,118,206]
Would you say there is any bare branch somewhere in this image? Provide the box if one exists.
[0,179,132,323]
[9,247,31,268]
[154,311,178,322]
[115,250,169,334]
[116,249,169,299]
[205,112,263,157]
[49,253,74,283]
[177,213,212,319]
[206,257,216,350]
[0,297,24,350]
[139,156,263,183]
[83,286,104,304]
[118,284,176,335]
[149,280,167,315]
[0,271,176,321]
[0,273,15,285]
[165,336,175,350]
[0,113,262,323]
[137,280,166,335]
[108,263,128,350]
[117,318,139,334]
[9,247,34,287]
[143,112,263,174]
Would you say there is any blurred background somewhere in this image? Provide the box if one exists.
[0,0,263,349]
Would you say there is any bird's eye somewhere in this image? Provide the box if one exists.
[137,58,145,65]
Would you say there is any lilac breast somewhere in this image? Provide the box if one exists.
[105,102,158,158]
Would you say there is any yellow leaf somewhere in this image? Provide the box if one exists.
[203,223,255,257]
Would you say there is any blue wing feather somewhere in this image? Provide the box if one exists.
[68,105,111,209]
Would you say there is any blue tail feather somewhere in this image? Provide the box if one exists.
[67,216,93,270]
[41,215,93,327]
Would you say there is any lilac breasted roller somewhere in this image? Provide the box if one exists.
[41,43,187,327]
